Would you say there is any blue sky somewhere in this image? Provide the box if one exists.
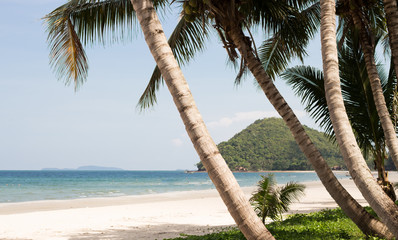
[0,1,323,170]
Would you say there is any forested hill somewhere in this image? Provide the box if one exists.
[197,117,344,171]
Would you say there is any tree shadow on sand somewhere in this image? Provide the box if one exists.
[68,224,233,240]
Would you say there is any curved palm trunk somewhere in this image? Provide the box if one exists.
[130,1,274,239]
[320,0,398,237]
[350,9,397,196]
[351,7,398,172]
[226,21,392,238]
[384,0,398,82]
[382,0,398,170]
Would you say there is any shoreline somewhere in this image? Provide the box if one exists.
[0,170,351,205]
[0,171,350,209]
[0,170,388,213]
[0,172,396,240]
[0,187,250,215]
[189,170,348,173]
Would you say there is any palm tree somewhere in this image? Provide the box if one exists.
[336,0,398,171]
[144,1,392,237]
[44,0,392,237]
[44,0,273,239]
[383,0,398,137]
[250,174,305,224]
[189,1,391,237]
[319,0,398,237]
[282,33,397,201]
[383,0,398,84]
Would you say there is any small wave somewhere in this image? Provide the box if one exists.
[173,181,212,186]
[145,189,156,194]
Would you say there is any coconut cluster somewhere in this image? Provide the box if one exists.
[183,0,216,22]
[183,0,200,22]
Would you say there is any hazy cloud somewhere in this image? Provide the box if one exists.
[207,110,308,128]
[171,138,184,147]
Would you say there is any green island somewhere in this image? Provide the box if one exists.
[197,117,346,171]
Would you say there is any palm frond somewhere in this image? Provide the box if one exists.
[68,0,138,46]
[384,59,398,127]
[283,31,395,161]
[137,15,211,110]
[45,1,89,88]
[258,2,320,80]
[278,181,305,213]
[234,57,251,85]
[281,66,334,136]
[66,0,168,45]
[250,174,305,222]
[242,0,318,32]
[44,0,168,88]
[382,34,391,57]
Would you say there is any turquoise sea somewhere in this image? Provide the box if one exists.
[0,171,349,203]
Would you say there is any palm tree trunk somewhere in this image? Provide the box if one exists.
[320,0,398,237]
[350,8,397,197]
[225,20,392,238]
[383,0,398,171]
[130,1,274,239]
[375,146,388,183]
[384,0,398,83]
[351,7,398,172]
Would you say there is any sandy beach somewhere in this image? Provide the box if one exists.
[0,171,396,240]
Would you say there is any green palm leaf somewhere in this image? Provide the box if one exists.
[250,174,305,223]
[44,0,167,88]
[45,0,90,88]
[241,0,317,31]
[67,0,138,46]
[138,14,211,110]
[258,2,320,80]
[278,181,306,213]
[281,66,332,135]
[282,32,395,161]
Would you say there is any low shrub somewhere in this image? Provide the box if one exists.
[165,208,386,240]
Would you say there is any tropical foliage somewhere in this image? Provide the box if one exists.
[145,0,319,103]
[282,35,396,159]
[282,32,397,200]
[197,118,345,171]
[165,208,384,240]
[250,174,306,223]
[335,0,398,176]
[44,0,398,237]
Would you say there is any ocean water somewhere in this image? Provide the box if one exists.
[0,171,349,203]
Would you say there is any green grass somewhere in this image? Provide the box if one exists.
[165,208,386,240]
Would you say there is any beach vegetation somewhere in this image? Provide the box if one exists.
[145,0,386,235]
[143,0,391,235]
[319,0,398,236]
[43,0,397,238]
[44,0,274,238]
[250,174,306,224]
[282,31,397,201]
[165,208,386,240]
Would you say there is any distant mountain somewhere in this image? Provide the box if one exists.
[41,168,74,171]
[41,166,124,171]
[197,117,344,171]
[77,166,124,171]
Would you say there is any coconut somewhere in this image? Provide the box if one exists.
[189,0,198,7]
[184,4,193,15]
[184,14,195,22]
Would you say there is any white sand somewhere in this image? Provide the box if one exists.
[0,171,396,240]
